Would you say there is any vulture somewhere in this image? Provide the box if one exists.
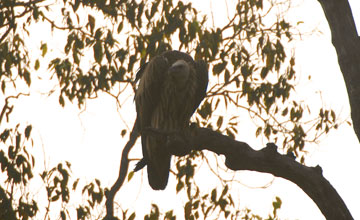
[134,50,208,190]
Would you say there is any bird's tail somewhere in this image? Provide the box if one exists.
[145,136,171,190]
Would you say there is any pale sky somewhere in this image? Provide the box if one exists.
[3,0,360,219]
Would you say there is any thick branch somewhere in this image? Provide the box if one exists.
[317,0,360,142]
[188,127,353,220]
[104,123,352,219]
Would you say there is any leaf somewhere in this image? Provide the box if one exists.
[24,69,31,86]
[93,41,103,64]
[94,28,102,40]
[241,65,251,78]
[281,107,288,116]
[117,22,123,33]
[59,95,65,107]
[72,0,80,11]
[198,101,212,119]
[184,201,192,219]
[121,129,127,137]
[264,124,271,138]
[0,130,10,142]
[272,196,282,216]
[31,155,35,167]
[105,31,114,46]
[51,194,60,202]
[218,199,228,211]
[73,52,80,65]
[60,210,66,220]
[1,81,5,93]
[128,213,136,220]
[127,55,136,72]
[88,16,95,35]
[331,110,336,122]
[212,62,227,75]
[8,145,15,159]
[33,6,39,20]
[40,43,47,57]
[34,59,40,70]
[25,125,32,139]
[176,181,184,193]
[216,116,223,128]
[16,133,21,150]
[211,188,217,202]
[255,127,262,137]
[128,171,134,181]
[72,178,79,190]
[165,210,174,219]
[260,67,269,79]
[220,185,228,198]
[224,69,230,84]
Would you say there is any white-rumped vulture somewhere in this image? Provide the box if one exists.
[135,50,208,190]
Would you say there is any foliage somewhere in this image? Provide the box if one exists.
[0,0,341,219]
[0,123,104,219]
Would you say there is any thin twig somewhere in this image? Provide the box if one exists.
[0,93,30,124]
[103,119,139,219]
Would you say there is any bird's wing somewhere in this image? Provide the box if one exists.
[135,54,172,190]
[135,55,169,133]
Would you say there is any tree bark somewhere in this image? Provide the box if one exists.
[317,0,360,143]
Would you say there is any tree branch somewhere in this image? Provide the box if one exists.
[188,127,353,220]
[317,0,360,142]
[104,121,353,219]
[0,93,29,124]
[146,125,353,219]
[103,119,139,220]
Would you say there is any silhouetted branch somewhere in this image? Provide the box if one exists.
[103,119,139,220]
[189,126,352,220]
[143,125,352,220]
[104,123,353,220]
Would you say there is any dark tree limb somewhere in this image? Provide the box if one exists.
[317,0,360,142]
[103,119,140,220]
[145,126,353,220]
[104,123,353,219]
[189,127,353,220]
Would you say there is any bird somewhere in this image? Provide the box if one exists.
[134,50,208,190]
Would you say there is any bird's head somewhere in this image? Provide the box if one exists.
[168,60,190,86]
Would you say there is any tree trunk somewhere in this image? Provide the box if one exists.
[317,0,360,143]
